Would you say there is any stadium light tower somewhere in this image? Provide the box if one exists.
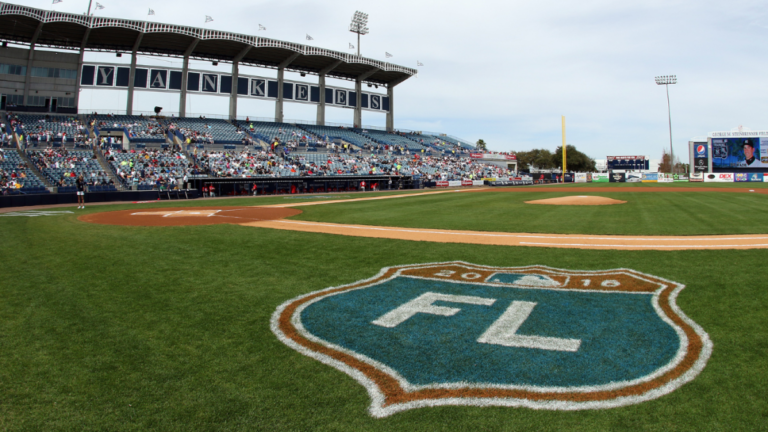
[655,75,677,168]
[349,11,369,56]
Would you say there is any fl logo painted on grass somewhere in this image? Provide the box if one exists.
[271,262,712,418]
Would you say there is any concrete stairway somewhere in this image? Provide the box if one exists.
[93,148,127,191]
[17,148,53,188]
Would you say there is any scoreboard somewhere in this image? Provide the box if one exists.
[606,156,649,170]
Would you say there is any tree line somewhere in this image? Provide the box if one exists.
[515,145,596,172]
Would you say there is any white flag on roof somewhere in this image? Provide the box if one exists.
[52,0,63,4]
[385,52,393,58]
[306,34,314,41]
[349,43,355,49]
[417,61,424,66]
[258,24,266,31]
[147,8,155,16]
[95,2,104,9]
[205,15,214,23]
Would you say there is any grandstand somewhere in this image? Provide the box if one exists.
[169,118,247,145]
[0,148,48,193]
[27,149,116,192]
[298,125,370,149]
[240,121,319,147]
[0,2,494,205]
[357,129,426,151]
[93,115,167,143]
[11,114,88,142]
[105,148,197,189]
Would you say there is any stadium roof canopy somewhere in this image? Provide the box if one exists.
[0,2,416,86]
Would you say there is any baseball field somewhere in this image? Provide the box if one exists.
[1,182,766,431]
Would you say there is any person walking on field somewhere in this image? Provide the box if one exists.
[76,174,86,209]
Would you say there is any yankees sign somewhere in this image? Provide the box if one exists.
[81,62,390,112]
[272,262,712,417]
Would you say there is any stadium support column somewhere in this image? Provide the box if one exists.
[385,76,408,132]
[126,34,144,116]
[275,53,300,123]
[74,29,91,112]
[229,46,252,120]
[354,79,362,127]
[22,23,44,107]
[316,60,342,126]
[179,39,200,117]
[354,68,379,128]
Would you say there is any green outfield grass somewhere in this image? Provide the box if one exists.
[1,185,766,431]
[292,189,768,235]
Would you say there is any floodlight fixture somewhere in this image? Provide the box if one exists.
[655,75,677,167]
[655,75,677,85]
[349,10,369,56]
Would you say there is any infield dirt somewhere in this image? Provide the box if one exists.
[79,206,302,226]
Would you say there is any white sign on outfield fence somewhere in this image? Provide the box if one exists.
[448,180,462,187]
[704,173,734,182]
[473,180,484,186]
[574,173,587,183]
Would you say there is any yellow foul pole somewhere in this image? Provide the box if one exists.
[561,116,567,179]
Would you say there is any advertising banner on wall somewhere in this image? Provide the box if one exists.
[693,143,709,173]
[694,157,708,173]
[704,173,734,182]
[711,137,766,168]
[574,173,587,183]
[673,174,689,182]
[609,172,626,183]
[592,173,609,183]
[642,173,658,182]
[486,179,533,186]
[658,173,674,183]
[690,173,704,182]
[735,173,764,182]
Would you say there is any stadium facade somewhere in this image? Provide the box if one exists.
[0,2,417,130]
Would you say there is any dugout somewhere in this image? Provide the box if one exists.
[193,175,412,196]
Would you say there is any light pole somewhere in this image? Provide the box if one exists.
[349,11,369,56]
[655,75,677,171]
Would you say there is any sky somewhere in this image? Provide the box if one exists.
[9,0,768,160]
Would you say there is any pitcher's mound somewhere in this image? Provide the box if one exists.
[79,206,302,226]
[525,196,626,206]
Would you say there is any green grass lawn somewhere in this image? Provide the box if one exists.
[292,189,768,235]
[1,187,766,430]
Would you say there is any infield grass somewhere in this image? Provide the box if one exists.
[0,186,766,431]
[291,189,768,235]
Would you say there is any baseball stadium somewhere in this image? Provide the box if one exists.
[1,2,767,431]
